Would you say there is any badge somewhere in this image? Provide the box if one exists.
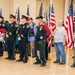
[23,26,25,28]
[40,36,43,39]
[3,24,5,26]
[27,25,29,28]
[0,24,1,26]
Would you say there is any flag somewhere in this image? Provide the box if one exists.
[39,1,43,16]
[65,0,74,49]
[0,8,2,16]
[48,2,56,47]
[15,6,20,22]
[49,4,56,31]
[26,3,30,17]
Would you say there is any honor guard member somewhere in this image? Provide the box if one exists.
[33,16,50,67]
[17,15,29,63]
[5,14,16,60]
[0,16,5,29]
[0,16,5,56]
[28,17,36,58]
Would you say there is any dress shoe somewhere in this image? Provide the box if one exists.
[53,61,60,63]
[9,57,15,60]
[40,63,46,67]
[5,57,11,59]
[71,63,75,67]
[33,61,41,65]
[17,59,23,62]
[59,62,65,65]
[72,56,75,58]
[23,58,28,63]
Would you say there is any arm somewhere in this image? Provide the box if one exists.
[43,24,51,38]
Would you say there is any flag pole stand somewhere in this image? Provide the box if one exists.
[71,47,75,67]
[71,33,75,67]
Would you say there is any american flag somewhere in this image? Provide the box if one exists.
[65,0,74,49]
[15,6,20,22]
[48,3,56,47]
[49,4,56,31]
[39,1,43,16]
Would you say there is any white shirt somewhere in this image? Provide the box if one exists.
[54,26,66,43]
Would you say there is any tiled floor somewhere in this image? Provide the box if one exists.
[0,47,75,75]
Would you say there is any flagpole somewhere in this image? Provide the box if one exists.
[64,0,69,74]
[49,0,52,62]
[71,6,75,67]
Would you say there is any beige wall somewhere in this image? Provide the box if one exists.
[0,0,75,23]
[0,0,10,20]
[36,0,65,24]
[13,0,36,22]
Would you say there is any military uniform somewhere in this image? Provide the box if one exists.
[5,14,16,60]
[0,16,5,56]
[17,22,29,63]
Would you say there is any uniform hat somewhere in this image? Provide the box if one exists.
[9,14,15,19]
[36,16,43,19]
[21,15,28,21]
[28,17,33,20]
[0,16,4,19]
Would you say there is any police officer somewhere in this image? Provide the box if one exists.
[0,16,5,56]
[33,16,50,67]
[17,15,29,63]
[5,14,16,60]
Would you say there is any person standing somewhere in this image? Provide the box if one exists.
[0,16,5,56]
[15,21,20,53]
[28,17,36,58]
[5,14,16,60]
[33,16,50,67]
[17,15,29,63]
[53,20,66,65]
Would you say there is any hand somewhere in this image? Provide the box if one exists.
[63,41,65,46]
[18,37,21,41]
[6,34,9,38]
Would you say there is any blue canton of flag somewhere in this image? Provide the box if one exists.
[68,0,73,16]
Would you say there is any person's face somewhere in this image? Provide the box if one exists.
[28,20,33,24]
[0,18,3,22]
[9,18,14,22]
[21,18,26,23]
[38,19,43,24]
[58,22,62,27]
